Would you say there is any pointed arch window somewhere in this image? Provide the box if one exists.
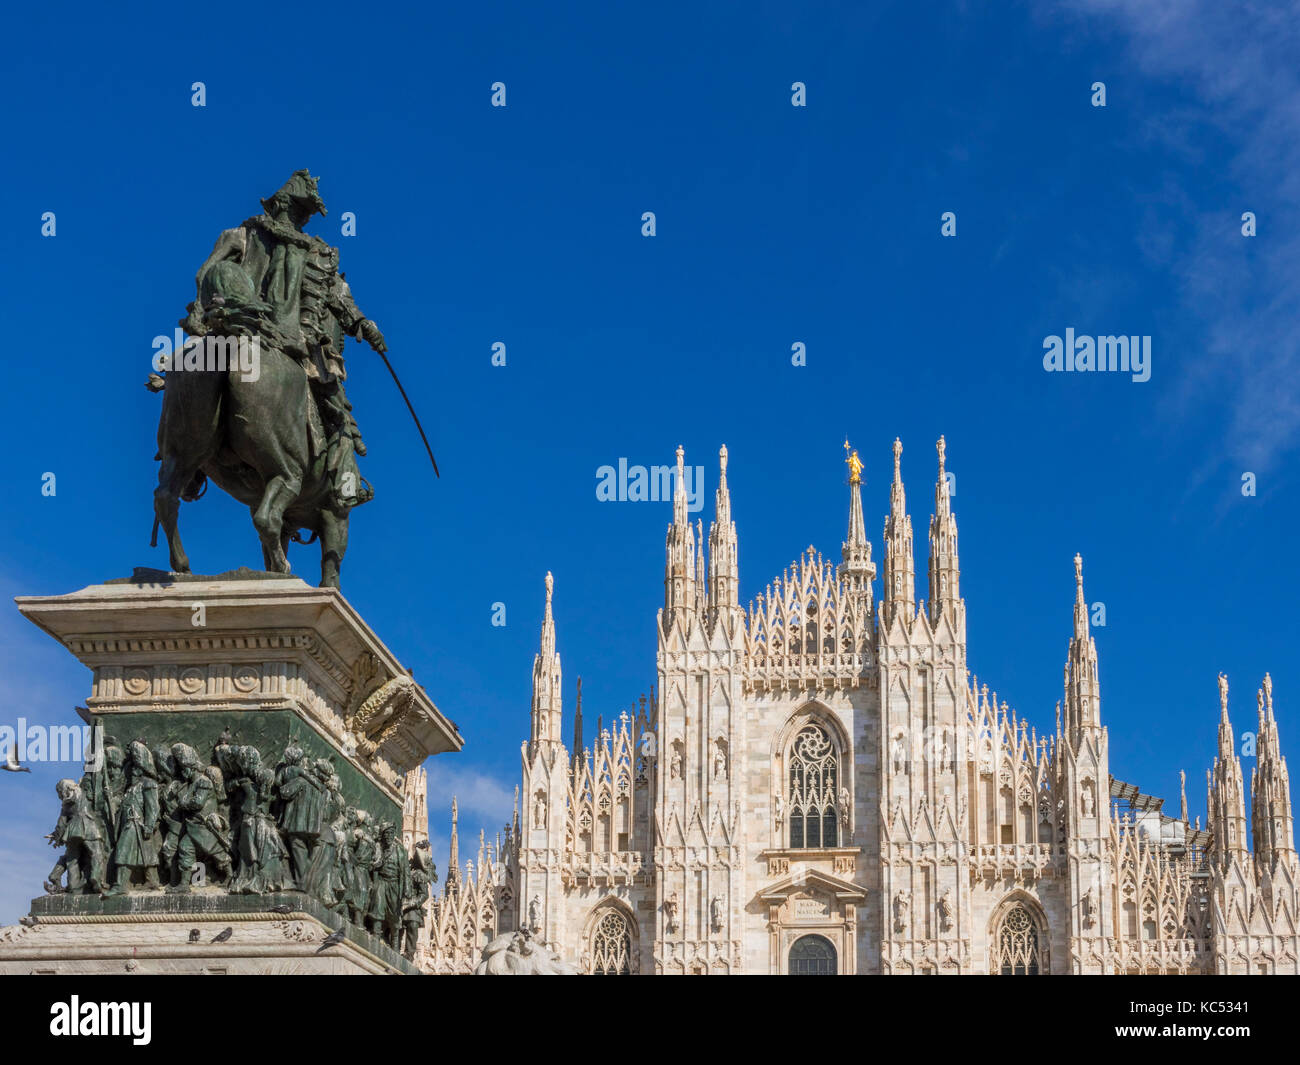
[993,904,1043,975]
[590,909,632,975]
[788,724,840,848]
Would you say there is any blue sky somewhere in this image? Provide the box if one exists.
[1,2,1297,920]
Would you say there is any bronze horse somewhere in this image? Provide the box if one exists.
[151,332,360,587]
[151,171,378,588]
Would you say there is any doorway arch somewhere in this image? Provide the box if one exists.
[789,933,837,975]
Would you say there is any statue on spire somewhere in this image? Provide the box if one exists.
[843,439,863,485]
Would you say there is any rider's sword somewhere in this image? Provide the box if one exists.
[373,346,440,478]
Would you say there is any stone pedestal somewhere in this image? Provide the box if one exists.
[0,568,461,974]
[0,892,419,975]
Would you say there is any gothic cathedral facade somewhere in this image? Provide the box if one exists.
[422,439,1298,975]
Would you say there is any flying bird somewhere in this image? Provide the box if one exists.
[210,927,233,944]
[315,929,346,954]
[2,746,31,773]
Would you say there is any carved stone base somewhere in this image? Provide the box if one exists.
[17,569,462,810]
[6,570,461,974]
[0,892,418,975]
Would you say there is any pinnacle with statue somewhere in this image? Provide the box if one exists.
[843,439,863,485]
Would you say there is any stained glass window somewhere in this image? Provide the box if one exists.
[789,725,839,848]
[994,905,1042,975]
[590,910,632,975]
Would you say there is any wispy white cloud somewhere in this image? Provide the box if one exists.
[423,761,518,875]
[1049,1,1300,480]
[425,762,517,824]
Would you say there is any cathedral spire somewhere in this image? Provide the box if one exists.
[707,446,741,627]
[882,438,915,628]
[1211,673,1250,868]
[529,572,563,754]
[695,520,707,616]
[673,445,688,526]
[1252,673,1295,868]
[402,766,429,854]
[1073,552,1088,640]
[572,675,584,760]
[445,797,460,897]
[839,440,876,602]
[927,435,960,621]
[663,445,698,630]
[1063,554,1101,738]
[1217,671,1233,751]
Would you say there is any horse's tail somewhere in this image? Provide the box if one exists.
[180,470,209,502]
[150,516,159,548]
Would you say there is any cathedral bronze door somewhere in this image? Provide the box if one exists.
[789,934,837,975]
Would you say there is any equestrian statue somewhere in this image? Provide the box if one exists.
[150,169,436,588]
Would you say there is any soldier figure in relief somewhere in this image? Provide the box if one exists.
[152,744,183,886]
[349,809,381,926]
[103,742,162,897]
[402,840,434,960]
[169,743,232,890]
[94,741,125,856]
[302,761,348,910]
[276,744,326,885]
[369,821,410,950]
[229,746,289,895]
[44,778,107,895]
